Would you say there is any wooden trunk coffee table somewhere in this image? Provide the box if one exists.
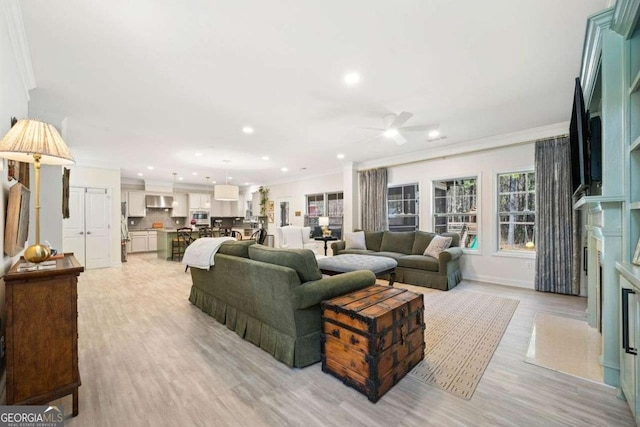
[321,285,425,402]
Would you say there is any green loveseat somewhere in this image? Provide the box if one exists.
[331,231,463,291]
[188,241,376,368]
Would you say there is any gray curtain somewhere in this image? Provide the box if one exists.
[534,136,580,295]
[359,168,387,231]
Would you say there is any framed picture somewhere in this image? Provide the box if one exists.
[268,200,275,223]
[4,183,30,256]
[633,237,640,266]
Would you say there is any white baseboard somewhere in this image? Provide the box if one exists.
[463,273,534,289]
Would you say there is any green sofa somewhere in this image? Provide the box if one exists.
[188,240,376,368]
[331,231,463,291]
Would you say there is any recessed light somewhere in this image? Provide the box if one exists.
[147,165,154,170]
[428,130,440,139]
[244,182,250,185]
[383,128,399,138]
[281,167,288,172]
[344,72,360,85]
[212,180,216,184]
[195,152,203,157]
[192,172,198,175]
[242,126,254,134]
[337,153,345,159]
[178,177,184,181]
[137,172,143,177]
[261,155,270,161]
[228,177,233,180]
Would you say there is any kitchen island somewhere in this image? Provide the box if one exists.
[157,228,250,260]
[156,229,197,260]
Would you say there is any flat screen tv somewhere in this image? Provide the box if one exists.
[569,77,590,196]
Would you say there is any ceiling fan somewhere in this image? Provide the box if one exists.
[363,111,438,145]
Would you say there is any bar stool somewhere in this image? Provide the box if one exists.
[172,227,194,261]
[198,226,213,238]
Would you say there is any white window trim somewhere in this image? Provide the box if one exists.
[495,168,536,254]
[387,182,420,231]
[430,173,482,252]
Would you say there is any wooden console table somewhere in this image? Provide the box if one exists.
[3,253,84,416]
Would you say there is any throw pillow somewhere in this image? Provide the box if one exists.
[345,231,366,250]
[423,235,452,258]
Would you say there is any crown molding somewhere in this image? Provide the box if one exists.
[1,0,36,100]
[611,0,640,39]
[580,8,614,107]
[356,121,569,171]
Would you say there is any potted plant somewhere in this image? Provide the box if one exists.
[258,186,269,216]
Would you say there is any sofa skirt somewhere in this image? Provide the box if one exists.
[395,266,462,291]
[189,286,320,367]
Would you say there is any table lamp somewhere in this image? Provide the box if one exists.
[318,216,331,237]
[0,119,75,263]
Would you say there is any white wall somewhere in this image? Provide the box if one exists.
[0,1,31,374]
[28,165,63,251]
[0,4,30,268]
[387,143,536,288]
[262,172,343,246]
[67,166,121,267]
[262,141,540,288]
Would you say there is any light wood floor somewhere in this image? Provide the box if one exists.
[54,253,634,426]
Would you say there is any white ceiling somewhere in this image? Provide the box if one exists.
[19,0,608,187]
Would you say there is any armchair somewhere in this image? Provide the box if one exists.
[276,226,322,254]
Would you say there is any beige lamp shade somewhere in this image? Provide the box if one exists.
[318,216,330,227]
[215,184,239,201]
[0,119,75,165]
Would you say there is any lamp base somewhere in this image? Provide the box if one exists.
[24,244,51,263]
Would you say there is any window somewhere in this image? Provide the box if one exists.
[497,171,535,252]
[305,192,344,238]
[388,184,419,232]
[433,178,478,249]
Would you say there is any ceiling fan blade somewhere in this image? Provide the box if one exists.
[400,124,437,132]
[390,111,413,129]
[392,133,407,145]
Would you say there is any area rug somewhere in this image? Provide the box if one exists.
[524,312,602,383]
[405,288,519,400]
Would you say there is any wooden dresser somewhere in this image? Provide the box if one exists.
[3,253,84,416]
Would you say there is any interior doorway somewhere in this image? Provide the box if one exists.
[277,198,292,227]
[63,187,111,269]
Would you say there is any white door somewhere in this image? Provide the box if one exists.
[63,188,86,265]
[85,188,111,269]
[63,187,111,269]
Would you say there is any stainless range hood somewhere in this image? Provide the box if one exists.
[145,195,174,208]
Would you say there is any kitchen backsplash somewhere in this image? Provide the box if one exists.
[129,209,187,230]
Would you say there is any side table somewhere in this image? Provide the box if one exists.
[3,253,84,416]
[314,236,338,256]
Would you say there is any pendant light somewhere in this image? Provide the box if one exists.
[171,173,179,207]
[205,177,211,208]
[215,160,239,201]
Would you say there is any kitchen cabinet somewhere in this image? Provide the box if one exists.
[148,231,158,251]
[210,200,222,216]
[130,231,148,252]
[128,191,146,217]
[171,193,188,217]
[188,193,211,210]
[129,231,158,253]
[211,200,239,217]
[618,264,640,423]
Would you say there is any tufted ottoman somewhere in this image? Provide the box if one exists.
[317,254,398,286]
